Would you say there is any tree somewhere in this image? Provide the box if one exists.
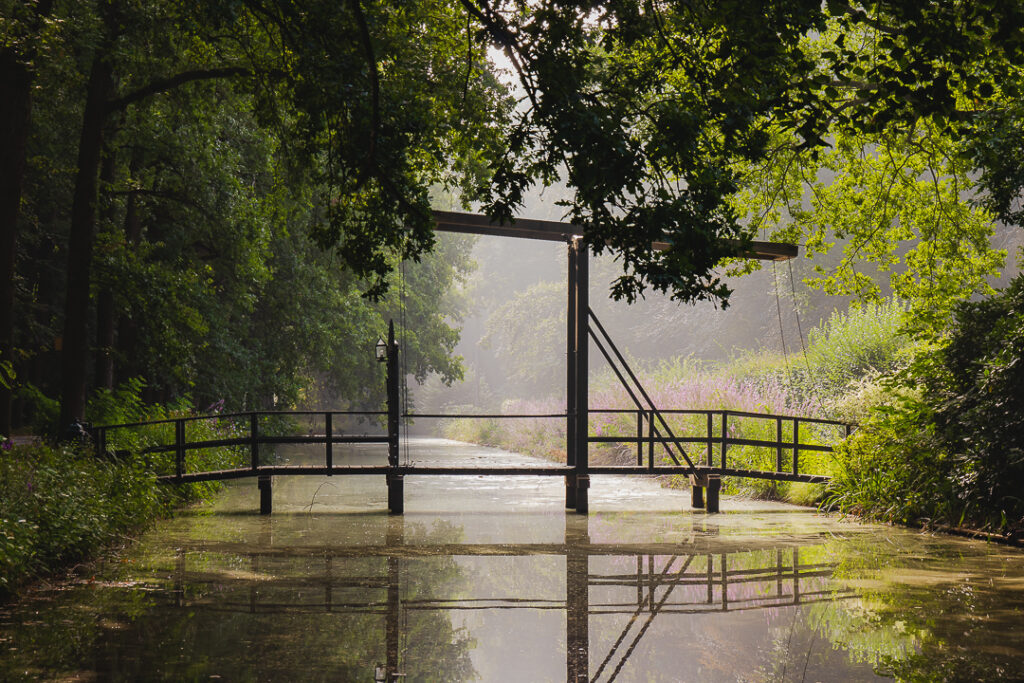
[447,2,1023,312]
[0,0,55,434]
[56,0,272,426]
[50,0,511,426]
[1,0,497,429]
[924,273,1024,531]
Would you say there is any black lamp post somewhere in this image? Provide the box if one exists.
[381,320,403,512]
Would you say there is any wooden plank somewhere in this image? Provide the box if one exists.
[157,464,829,484]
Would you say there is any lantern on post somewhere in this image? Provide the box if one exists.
[375,336,387,363]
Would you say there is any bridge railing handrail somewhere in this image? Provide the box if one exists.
[404,413,567,419]
[94,409,387,431]
[89,409,395,480]
[587,407,854,480]
[589,407,852,428]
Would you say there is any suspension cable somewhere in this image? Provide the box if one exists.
[772,262,797,391]
[787,260,826,415]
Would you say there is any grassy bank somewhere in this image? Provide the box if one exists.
[0,385,248,602]
[824,275,1024,535]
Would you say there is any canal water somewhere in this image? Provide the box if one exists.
[2,438,1024,681]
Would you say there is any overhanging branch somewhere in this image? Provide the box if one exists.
[106,67,251,112]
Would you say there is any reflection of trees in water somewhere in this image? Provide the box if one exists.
[0,517,477,682]
[758,536,1024,682]
[156,517,478,682]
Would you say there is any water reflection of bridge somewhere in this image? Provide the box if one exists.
[169,520,854,682]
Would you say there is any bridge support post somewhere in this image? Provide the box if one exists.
[258,474,272,515]
[571,239,590,514]
[690,473,720,512]
[690,474,705,509]
[565,243,577,509]
[575,474,590,514]
[705,474,721,513]
[387,474,404,514]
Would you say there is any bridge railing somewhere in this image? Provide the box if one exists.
[91,408,850,485]
[588,408,852,483]
[92,410,388,481]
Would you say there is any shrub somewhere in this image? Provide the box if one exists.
[0,382,245,601]
[920,273,1024,532]
[442,301,916,506]
[825,274,1024,533]
[823,387,953,525]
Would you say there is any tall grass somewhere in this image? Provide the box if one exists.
[728,299,913,410]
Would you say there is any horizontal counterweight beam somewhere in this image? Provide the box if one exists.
[433,210,798,261]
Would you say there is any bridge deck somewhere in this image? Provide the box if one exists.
[157,463,828,485]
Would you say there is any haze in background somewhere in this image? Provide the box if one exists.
[415,183,1023,412]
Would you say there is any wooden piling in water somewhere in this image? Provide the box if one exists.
[705,474,721,513]
[258,475,272,515]
[387,474,404,514]
[690,474,705,509]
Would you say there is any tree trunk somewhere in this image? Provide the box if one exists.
[59,55,113,429]
[95,291,116,391]
[94,152,118,391]
[0,51,33,436]
[115,165,141,386]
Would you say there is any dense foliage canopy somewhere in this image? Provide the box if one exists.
[2,0,1024,435]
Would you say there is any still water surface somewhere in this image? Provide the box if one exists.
[2,438,1024,681]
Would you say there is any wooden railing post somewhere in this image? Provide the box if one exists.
[175,419,185,480]
[706,412,713,466]
[776,417,783,473]
[92,425,106,458]
[647,417,655,470]
[636,410,643,466]
[325,411,333,475]
[721,411,728,469]
[250,412,259,472]
[792,418,800,475]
